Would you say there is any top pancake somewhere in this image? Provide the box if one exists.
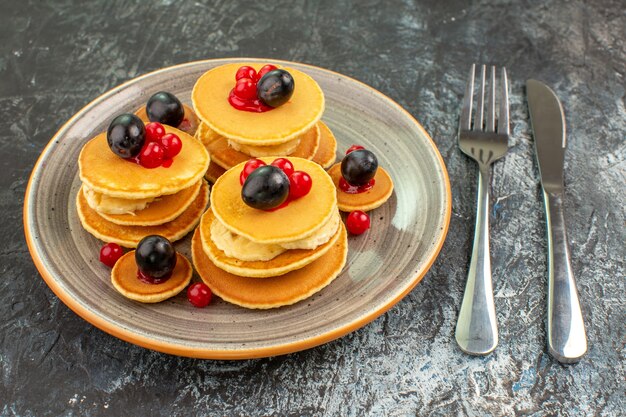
[192,63,325,146]
[211,157,337,244]
[79,125,210,199]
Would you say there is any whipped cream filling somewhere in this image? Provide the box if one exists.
[211,210,340,262]
[83,186,156,215]
[280,211,340,250]
[228,138,300,157]
[211,219,286,261]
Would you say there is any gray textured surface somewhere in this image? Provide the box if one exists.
[1,0,624,416]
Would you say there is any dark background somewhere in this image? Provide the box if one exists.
[2,0,624,415]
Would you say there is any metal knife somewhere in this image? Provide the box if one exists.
[526,79,587,363]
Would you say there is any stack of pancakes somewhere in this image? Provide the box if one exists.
[77,125,210,247]
[191,63,337,183]
[192,157,348,309]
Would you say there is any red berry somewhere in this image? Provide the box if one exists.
[288,171,312,199]
[145,122,166,142]
[257,64,278,80]
[346,145,365,155]
[160,133,182,158]
[187,282,212,307]
[240,158,266,185]
[271,158,294,176]
[99,243,123,268]
[235,66,257,81]
[139,142,165,168]
[234,78,258,100]
[346,210,370,235]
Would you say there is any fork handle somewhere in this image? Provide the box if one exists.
[455,167,498,355]
[543,190,587,363]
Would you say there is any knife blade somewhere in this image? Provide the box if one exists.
[526,79,587,363]
[527,80,566,192]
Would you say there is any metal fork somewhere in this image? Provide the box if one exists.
[455,64,509,355]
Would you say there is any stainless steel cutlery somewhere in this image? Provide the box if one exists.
[454,66,587,362]
[455,64,509,356]
[527,79,588,363]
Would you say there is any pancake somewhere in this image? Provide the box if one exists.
[76,180,209,247]
[199,122,320,170]
[199,209,341,278]
[94,180,202,226]
[211,157,337,244]
[195,120,221,146]
[192,63,324,145]
[111,252,192,303]
[327,163,394,212]
[79,125,209,199]
[191,226,347,309]
[204,160,226,183]
[135,103,199,136]
[228,137,300,157]
[311,121,337,169]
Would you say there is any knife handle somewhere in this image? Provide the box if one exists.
[455,168,498,355]
[543,190,587,363]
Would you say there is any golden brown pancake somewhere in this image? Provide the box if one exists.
[204,160,226,183]
[76,181,209,247]
[211,157,337,244]
[111,252,192,303]
[191,226,347,309]
[195,120,221,146]
[199,122,320,170]
[192,63,324,145]
[79,125,209,199]
[135,103,199,136]
[199,209,341,278]
[311,121,337,169]
[327,163,394,212]
[228,136,301,157]
[93,180,202,226]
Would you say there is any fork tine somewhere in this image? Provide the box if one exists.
[486,66,496,132]
[473,65,486,131]
[498,67,509,135]
[459,64,475,131]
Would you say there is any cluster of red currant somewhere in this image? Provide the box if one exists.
[240,158,312,197]
[229,64,295,111]
[135,122,183,168]
[232,64,278,101]
[240,158,312,210]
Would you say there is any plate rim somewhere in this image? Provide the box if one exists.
[23,58,452,359]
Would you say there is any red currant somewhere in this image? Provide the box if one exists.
[240,158,266,185]
[99,243,123,268]
[160,133,182,158]
[145,122,166,142]
[346,145,365,155]
[235,66,257,81]
[289,171,312,199]
[271,158,294,176]
[257,64,278,80]
[187,282,212,307]
[346,210,370,235]
[234,78,258,100]
[139,142,165,168]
